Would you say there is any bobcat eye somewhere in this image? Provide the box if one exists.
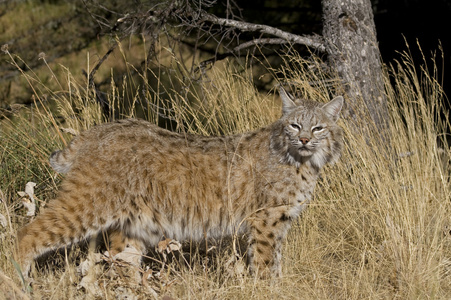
[312,126,324,132]
[289,124,301,131]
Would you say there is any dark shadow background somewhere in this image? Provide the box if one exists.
[1,0,450,109]
[239,0,451,98]
[374,0,451,98]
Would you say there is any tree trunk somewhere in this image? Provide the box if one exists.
[322,0,389,133]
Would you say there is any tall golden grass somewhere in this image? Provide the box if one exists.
[0,42,450,299]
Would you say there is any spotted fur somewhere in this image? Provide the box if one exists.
[18,87,343,278]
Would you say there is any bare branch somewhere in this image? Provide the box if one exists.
[233,38,290,52]
[83,39,119,116]
[88,41,118,87]
[200,12,326,52]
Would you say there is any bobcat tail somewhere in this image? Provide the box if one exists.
[49,138,82,174]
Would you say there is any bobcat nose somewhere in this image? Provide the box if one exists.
[299,137,309,145]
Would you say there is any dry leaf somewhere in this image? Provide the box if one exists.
[157,238,182,254]
[18,182,37,217]
[78,275,103,297]
[109,244,142,267]
[24,182,36,199]
[0,213,7,228]
[156,238,182,271]
[76,253,103,276]
[77,253,104,297]
[224,255,246,277]
[22,202,36,217]
[104,245,143,284]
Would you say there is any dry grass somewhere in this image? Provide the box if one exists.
[0,41,450,299]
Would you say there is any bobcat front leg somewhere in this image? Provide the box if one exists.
[247,207,293,278]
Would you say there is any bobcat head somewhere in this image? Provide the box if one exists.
[271,87,344,169]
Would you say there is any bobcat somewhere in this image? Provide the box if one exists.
[17,87,343,279]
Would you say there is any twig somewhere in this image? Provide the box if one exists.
[83,39,119,116]
[88,41,118,88]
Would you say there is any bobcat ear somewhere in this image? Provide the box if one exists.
[279,86,297,115]
[322,96,344,122]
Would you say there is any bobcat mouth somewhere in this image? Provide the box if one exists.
[299,149,312,157]
[298,145,314,156]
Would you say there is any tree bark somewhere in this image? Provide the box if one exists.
[322,0,389,133]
